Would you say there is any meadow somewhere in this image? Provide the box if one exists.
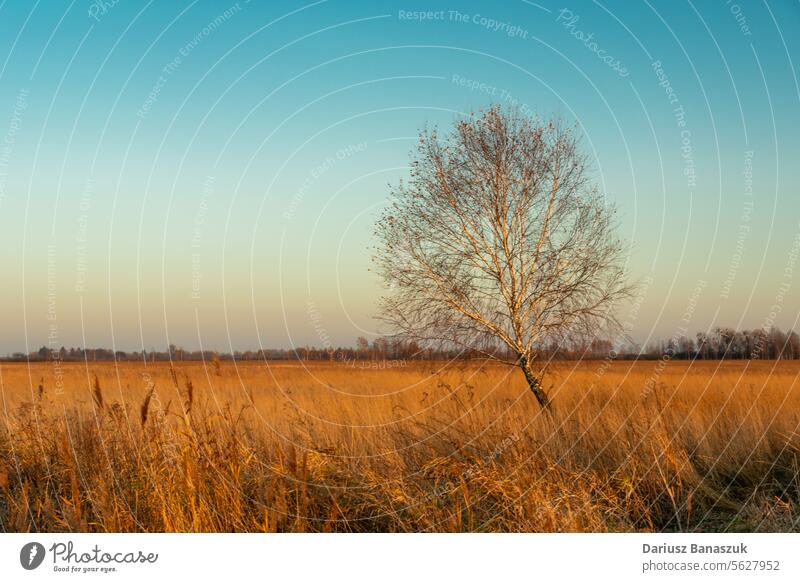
[1,358,798,532]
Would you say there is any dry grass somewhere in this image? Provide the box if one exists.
[1,359,799,532]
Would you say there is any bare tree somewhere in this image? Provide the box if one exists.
[374,106,634,410]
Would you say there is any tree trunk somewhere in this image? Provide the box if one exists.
[518,355,551,411]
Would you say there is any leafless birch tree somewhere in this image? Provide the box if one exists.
[374,106,634,410]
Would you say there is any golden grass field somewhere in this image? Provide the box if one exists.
[1,358,799,532]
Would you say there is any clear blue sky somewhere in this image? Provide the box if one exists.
[0,0,798,353]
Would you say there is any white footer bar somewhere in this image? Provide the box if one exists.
[1,533,797,581]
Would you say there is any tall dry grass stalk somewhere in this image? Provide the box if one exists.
[0,360,798,532]
[140,385,155,428]
[91,373,103,411]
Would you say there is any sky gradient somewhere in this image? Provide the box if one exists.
[0,0,798,354]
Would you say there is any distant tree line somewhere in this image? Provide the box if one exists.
[640,327,800,361]
[3,327,799,363]
[540,327,800,361]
